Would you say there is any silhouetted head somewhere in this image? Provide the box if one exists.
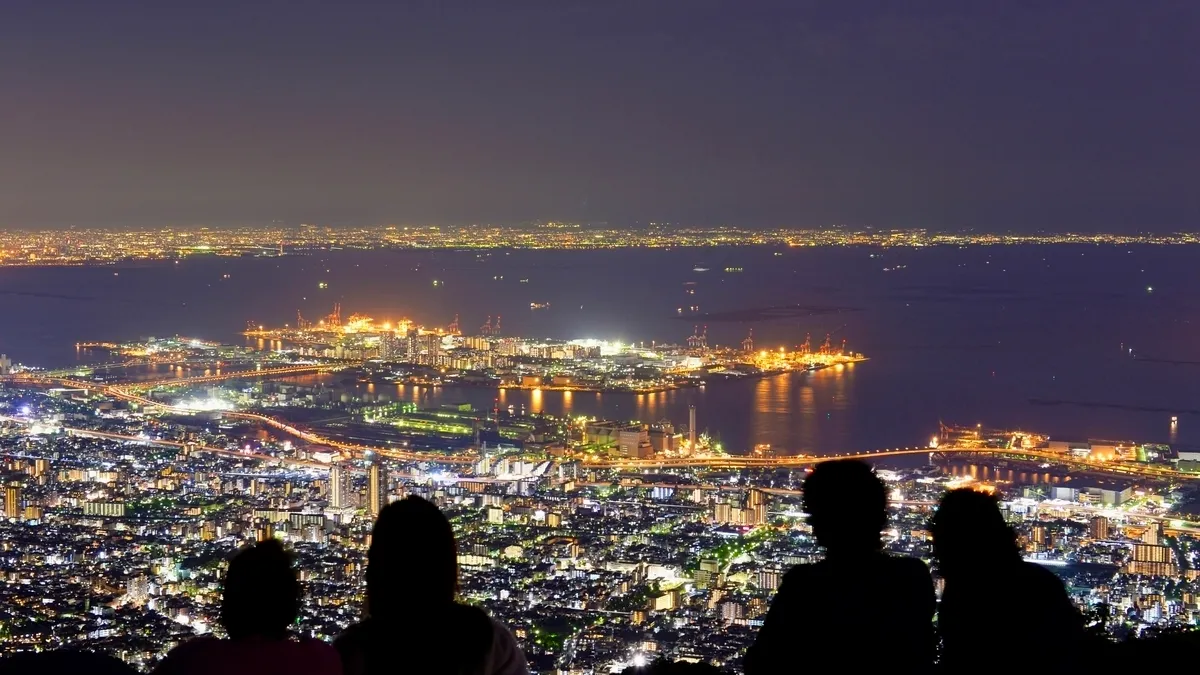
[931,489,1020,577]
[366,496,458,620]
[802,460,887,555]
[220,539,300,640]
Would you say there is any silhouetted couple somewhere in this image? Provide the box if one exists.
[745,460,1084,673]
[154,496,527,675]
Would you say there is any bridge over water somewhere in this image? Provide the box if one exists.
[7,373,1199,480]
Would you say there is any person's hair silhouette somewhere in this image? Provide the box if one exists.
[929,487,1019,575]
[931,489,1085,669]
[365,494,458,617]
[335,496,529,675]
[152,539,342,675]
[222,538,301,639]
[745,460,935,674]
[802,457,888,556]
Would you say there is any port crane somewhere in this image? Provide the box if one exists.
[323,303,342,327]
[480,315,501,336]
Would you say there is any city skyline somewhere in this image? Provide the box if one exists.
[6,223,1200,268]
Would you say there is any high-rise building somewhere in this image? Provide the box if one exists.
[1089,516,1110,540]
[720,600,744,622]
[0,354,11,376]
[475,454,493,476]
[329,463,352,509]
[1141,521,1164,545]
[688,405,697,452]
[1127,543,1177,577]
[83,501,126,517]
[756,568,782,591]
[1031,524,1048,548]
[31,458,50,478]
[711,502,733,524]
[368,461,383,516]
[4,484,21,520]
[745,488,768,525]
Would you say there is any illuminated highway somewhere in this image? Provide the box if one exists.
[7,372,1199,479]
[586,448,1200,480]
[60,427,330,469]
[126,364,336,388]
[40,364,334,385]
[18,376,477,465]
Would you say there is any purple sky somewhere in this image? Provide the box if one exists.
[1,0,1198,230]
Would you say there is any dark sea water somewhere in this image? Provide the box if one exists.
[3,245,1199,457]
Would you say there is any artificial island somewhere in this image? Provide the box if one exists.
[241,305,867,395]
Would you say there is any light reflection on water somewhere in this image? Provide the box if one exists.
[278,367,856,456]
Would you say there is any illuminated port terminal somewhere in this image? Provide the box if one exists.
[243,306,867,395]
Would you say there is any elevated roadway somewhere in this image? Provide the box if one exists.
[61,427,329,469]
[585,448,1200,480]
[7,374,1198,479]
[127,364,336,388]
[24,377,476,465]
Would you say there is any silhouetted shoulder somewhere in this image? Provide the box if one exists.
[888,555,936,587]
[151,637,219,674]
[2,650,136,675]
[784,553,930,585]
[487,618,530,675]
[1019,562,1084,628]
[891,553,932,574]
[1018,560,1068,591]
[154,635,340,675]
[337,603,519,675]
[779,562,814,586]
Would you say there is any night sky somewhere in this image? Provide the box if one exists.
[2,0,1197,230]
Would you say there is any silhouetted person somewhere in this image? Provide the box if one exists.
[931,489,1084,670]
[745,460,935,673]
[0,650,137,675]
[153,539,341,675]
[335,496,528,675]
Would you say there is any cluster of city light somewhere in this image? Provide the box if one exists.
[4,365,1200,670]
[5,224,1200,266]
[176,398,235,412]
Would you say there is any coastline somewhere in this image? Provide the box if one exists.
[370,357,868,395]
